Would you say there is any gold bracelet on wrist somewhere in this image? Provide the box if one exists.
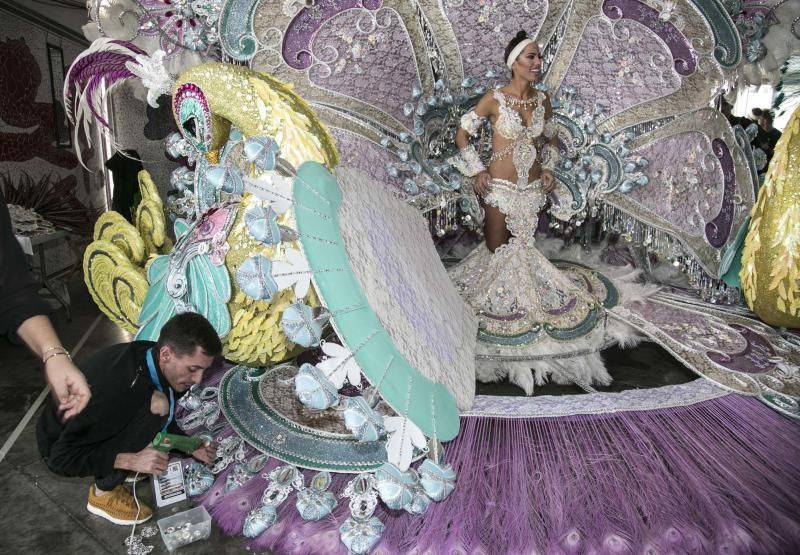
[42,345,66,357]
[43,349,71,366]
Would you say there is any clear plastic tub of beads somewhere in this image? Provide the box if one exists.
[157,506,212,552]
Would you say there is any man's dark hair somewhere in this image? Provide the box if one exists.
[155,312,222,357]
[504,30,529,66]
[760,109,774,123]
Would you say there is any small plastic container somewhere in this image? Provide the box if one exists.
[157,506,212,552]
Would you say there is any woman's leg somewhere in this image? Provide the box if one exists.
[483,202,511,252]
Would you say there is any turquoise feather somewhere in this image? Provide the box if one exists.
[174,218,191,240]
[187,253,232,337]
[135,255,176,341]
[135,251,232,341]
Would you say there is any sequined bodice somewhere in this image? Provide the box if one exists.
[491,90,547,188]
[493,90,545,141]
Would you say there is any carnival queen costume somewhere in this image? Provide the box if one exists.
[448,38,636,392]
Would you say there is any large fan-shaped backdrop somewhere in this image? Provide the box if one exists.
[225,0,754,285]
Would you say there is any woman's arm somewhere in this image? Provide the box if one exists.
[455,126,472,151]
[457,92,494,144]
[540,93,560,193]
[450,92,495,195]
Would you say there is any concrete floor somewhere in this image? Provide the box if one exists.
[0,276,248,554]
[0,275,694,554]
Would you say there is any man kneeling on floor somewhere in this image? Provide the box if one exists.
[37,312,222,525]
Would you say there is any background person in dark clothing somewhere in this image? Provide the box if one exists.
[720,98,752,128]
[755,109,782,168]
[1,191,91,419]
[37,312,222,525]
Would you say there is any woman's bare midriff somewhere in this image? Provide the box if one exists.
[487,157,544,185]
[486,108,545,185]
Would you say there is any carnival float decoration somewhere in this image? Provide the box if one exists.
[71,1,800,553]
[722,0,800,87]
[740,104,800,327]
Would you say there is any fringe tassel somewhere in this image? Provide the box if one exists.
[403,395,800,554]
[223,394,800,554]
[186,364,799,554]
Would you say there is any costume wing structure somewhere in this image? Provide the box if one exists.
[186,252,233,337]
[214,0,757,281]
[539,0,755,280]
[135,171,172,257]
[82,170,170,334]
[93,211,146,266]
[740,105,800,327]
[215,162,476,471]
[134,253,233,341]
[171,63,338,168]
[246,1,433,195]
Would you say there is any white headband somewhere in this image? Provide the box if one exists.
[506,38,534,69]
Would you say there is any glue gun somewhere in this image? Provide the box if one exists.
[152,432,205,454]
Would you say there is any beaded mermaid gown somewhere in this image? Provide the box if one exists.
[449,89,629,393]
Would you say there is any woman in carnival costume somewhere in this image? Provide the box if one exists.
[449,31,618,391]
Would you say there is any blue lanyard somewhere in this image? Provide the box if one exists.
[146,348,174,433]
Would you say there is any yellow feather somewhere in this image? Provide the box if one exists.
[83,240,148,333]
[741,105,800,327]
[93,212,146,266]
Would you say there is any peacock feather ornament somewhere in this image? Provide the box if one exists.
[74,40,341,364]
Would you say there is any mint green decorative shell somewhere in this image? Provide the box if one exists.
[293,162,473,441]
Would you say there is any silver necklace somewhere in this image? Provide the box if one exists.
[503,93,537,108]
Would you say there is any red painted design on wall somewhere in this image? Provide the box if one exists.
[0,37,78,169]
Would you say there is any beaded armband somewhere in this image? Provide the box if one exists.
[543,120,559,139]
[447,144,486,177]
[541,144,560,172]
[459,110,485,137]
